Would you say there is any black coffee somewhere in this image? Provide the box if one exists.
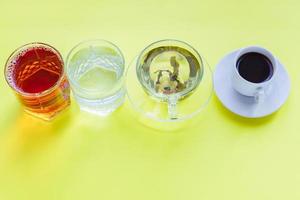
[236,52,273,83]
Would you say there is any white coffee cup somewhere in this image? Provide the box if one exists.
[232,46,277,103]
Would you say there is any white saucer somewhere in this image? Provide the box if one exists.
[214,50,290,118]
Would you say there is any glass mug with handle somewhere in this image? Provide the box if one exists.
[136,39,204,119]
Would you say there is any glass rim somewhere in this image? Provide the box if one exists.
[65,39,125,93]
[136,39,204,100]
[4,42,65,97]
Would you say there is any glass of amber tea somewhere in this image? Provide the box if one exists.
[4,42,70,120]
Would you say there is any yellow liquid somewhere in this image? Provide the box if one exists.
[139,46,201,96]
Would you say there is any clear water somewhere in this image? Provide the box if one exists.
[68,46,125,115]
[78,67,117,91]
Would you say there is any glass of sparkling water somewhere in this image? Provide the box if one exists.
[66,40,125,115]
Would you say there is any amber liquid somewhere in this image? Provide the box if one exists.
[8,46,70,119]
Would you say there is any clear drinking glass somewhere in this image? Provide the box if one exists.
[66,40,125,115]
[4,42,71,121]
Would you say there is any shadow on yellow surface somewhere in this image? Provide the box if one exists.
[213,95,277,127]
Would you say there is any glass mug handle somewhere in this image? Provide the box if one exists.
[254,87,265,103]
[167,95,179,119]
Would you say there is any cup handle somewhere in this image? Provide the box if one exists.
[254,88,265,103]
[167,96,178,120]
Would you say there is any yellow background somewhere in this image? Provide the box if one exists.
[0,0,300,199]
